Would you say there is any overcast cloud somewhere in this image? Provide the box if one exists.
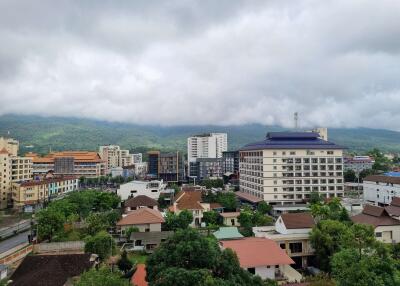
[1,0,400,129]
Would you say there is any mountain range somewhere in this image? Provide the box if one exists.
[0,114,399,155]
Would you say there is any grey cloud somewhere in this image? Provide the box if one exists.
[1,0,400,129]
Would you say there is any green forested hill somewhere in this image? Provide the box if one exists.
[0,114,399,155]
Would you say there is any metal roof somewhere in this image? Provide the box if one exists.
[240,131,343,151]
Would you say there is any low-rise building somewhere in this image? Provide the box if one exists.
[169,190,211,227]
[147,151,185,183]
[351,204,400,243]
[116,207,164,233]
[189,158,224,180]
[220,237,301,282]
[344,156,374,173]
[253,212,315,269]
[129,231,173,253]
[220,212,240,226]
[363,175,400,206]
[385,197,400,220]
[124,195,158,212]
[117,180,166,201]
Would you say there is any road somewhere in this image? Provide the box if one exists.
[0,230,30,254]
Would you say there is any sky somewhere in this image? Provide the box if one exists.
[1,0,400,129]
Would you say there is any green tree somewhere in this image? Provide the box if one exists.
[202,211,220,226]
[74,267,130,286]
[311,198,350,222]
[117,250,133,274]
[146,228,268,286]
[257,201,272,214]
[37,208,65,241]
[164,210,193,231]
[85,213,109,236]
[344,169,356,182]
[310,220,349,272]
[125,226,139,241]
[84,231,116,260]
[216,192,237,211]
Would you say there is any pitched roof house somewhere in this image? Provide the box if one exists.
[169,190,211,227]
[220,237,301,282]
[117,207,164,233]
[124,195,158,212]
[213,227,243,240]
[385,197,400,219]
[351,204,400,243]
[253,212,315,269]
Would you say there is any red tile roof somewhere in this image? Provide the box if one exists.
[131,264,148,286]
[31,151,104,163]
[125,195,158,208]
[174,191,204,210]
[0,148,8,155]
[280,213,315,229]
[221,237,294,268]
[117,207,164,226]
[364,175,400,185]
[391,197,400,207]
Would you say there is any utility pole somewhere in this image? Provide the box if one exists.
[294,112,299,130]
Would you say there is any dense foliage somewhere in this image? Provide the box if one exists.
[164,210,193,231]
[74,267,130,286]
[146,228,273,286]
[84,230,116,260]
[202,191,238,211]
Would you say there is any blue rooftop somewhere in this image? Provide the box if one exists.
[240,131,343,151]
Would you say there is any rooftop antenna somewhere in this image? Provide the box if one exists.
[294,112,298,130]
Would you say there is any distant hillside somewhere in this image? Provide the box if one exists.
[0,114,399,155]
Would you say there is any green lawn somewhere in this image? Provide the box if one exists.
[128,252,148,264]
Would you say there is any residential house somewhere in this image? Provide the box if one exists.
[253,213,315,269]
[220,237,302,282]
[220,212,240,226]
[351,204,400,243]
[9,253,97,286]
[169,190,211,227]
[124,195,158,212]
[129,231,173,253]
[213,227,243,240]
[116,207,164,233]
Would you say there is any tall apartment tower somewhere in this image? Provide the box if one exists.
[99,145,135,174]
[239,132,344,205]
[0,137,19,156]
[187,133,228,163]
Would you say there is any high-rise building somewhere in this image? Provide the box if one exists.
[147,151,185,183]
[187,133,227,163]
[239,132,344,205]
[189,158,223,181]
[99,145,135,174]
[222,151,239,175]
[0,137,19,156]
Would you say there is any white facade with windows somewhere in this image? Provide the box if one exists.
[117,180,166,201]
[363,175,400,206]
[187,133,227,162]
[239,132,344,205]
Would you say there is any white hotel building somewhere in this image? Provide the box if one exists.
[363,175,400,206]
[239,132,344,205]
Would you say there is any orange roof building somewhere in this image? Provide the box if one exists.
[220,237,298,281]
[131,264,148,286]
[117,207,164,233]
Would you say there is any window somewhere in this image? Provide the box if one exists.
[289,242,303,253]
[290,151,296,155]
[375,232,382,238]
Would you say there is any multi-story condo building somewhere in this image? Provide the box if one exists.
[147,151,185,183]
[99,145,135,174]
[222,151,239,175]
[0,138,33,209]
[12,176,79,210]
[189,158,224,181]
[29,151,105,178]
[239,132,344,205]
[0,137,19,156]
[132,153,143,164]
[187,133,227,176]
[187,133,227,162]
[344,156,374,173]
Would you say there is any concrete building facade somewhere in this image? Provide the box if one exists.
[239,132,344,205]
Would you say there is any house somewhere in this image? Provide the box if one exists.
[385,197,400,220]
[9,253,96,286]
[220,237,301,282]
[213,227,243,240]
[169,190,211,227]
[129,231,173,253]
[117,207,164,233]
[132,264,148,286]
[124,195,158,212]
[253,213,315,269]
[220,212,240,226]
[117,180,166,201]
[351,204,400,243]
